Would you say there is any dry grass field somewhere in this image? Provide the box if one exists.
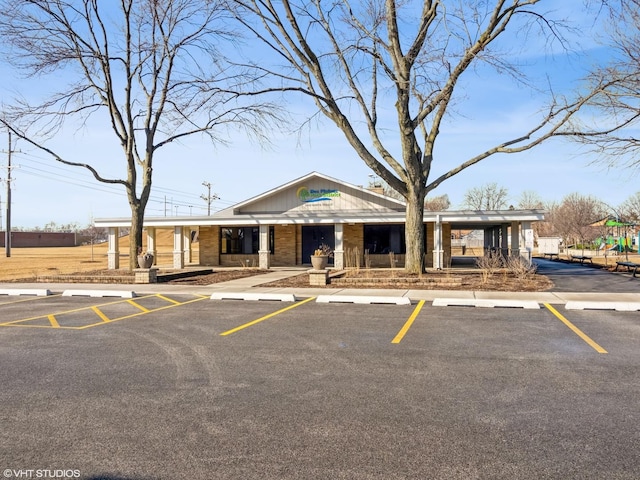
[0,244,111,281]
[0,230,198,281]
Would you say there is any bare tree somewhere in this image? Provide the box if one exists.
[619,192,640,222]
[517,191,545,209]
[424,194,450,212]
[232,0,620,272]
[463,183,509,210]
[0,0,279,269]
[548,193,607,251]
[574,0,640,168]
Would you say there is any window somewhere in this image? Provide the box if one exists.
[363,225,405,254]
[221,227,274,254]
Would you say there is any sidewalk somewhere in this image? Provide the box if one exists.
[3,266,638,305]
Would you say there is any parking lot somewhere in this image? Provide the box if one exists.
[1,293,639,479]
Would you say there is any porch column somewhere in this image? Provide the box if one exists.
[183,228,192,264]
[258,225,271,269]
[107,227,119,270]
[501,224,509,257]
[484,228,492,254]
[520,221,534,263]
[493,228,501,254]
[334,223,344,270]
[146,227,157,265]
[510,221,520,257]
[433,215,443,270]
[173,226,184,269]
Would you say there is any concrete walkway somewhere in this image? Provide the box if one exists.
[3,262,638,305]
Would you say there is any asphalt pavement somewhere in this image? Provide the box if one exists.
[533,257,640,293]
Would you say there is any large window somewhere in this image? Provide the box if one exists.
[221,227,274,254]
[364,225,405,254]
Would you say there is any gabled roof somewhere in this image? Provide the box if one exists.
[216,171,406,216]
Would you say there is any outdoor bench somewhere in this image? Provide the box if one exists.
[542,253,559,260]
[570,255,593,265]
[615,261,640,277]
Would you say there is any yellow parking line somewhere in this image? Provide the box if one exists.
[392,300,425,344]
[127,299,150,312]
[91,306,112,323]
[75,295,209,329]
[156,294,181,305]
[220,297,316,336]
[47,315,60,328]
[0,294,208,330]
[544,303,607,354]
[0,294,61,307]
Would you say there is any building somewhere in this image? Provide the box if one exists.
[94,172,544,270]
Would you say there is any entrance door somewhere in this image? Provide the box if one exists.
[302,225,335,265]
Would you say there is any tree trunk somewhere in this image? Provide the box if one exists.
[404,186,426,274]
[129,202,145,271]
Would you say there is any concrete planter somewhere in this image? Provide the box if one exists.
[310,255,328,270]
[137,253,154,269]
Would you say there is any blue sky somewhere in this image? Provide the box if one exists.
[0,1,638,229]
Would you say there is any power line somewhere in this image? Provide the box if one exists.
[11,150,240,217]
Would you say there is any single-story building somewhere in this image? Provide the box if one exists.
[94,172,543,270]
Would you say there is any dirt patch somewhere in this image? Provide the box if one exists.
[261,269,554,291]
[163,269,269,285]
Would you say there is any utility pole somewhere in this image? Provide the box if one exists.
[201,181,219,216]
[5,131,14,257]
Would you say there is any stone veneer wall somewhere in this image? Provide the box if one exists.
[272,224,297,266]
[197,222,449,269]
[198,226,220,266]
[343,223,364,267]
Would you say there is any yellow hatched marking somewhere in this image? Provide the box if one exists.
[0,294,208,330]
[47,315,60,328]
[392,300,425,344]
[156,294,181,305]
[75,295,209,329]
[91,306,112,323]
[220,297,316,336]
[127,299,150,312]
[544,303,608,354]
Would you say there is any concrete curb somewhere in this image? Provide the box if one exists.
[565,301,640,312]
[0,288,51,297]
[432,298,541,309]
[210,292,297,302]
[316,295,411,305]
[62,290,136,298]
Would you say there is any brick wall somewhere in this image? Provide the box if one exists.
[0,232,78,248]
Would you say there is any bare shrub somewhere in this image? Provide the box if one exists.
[476,253,504,284]
[389,252,397,277]
[345,247,361,276]
[364,251,372,278]
[505,256,538,280]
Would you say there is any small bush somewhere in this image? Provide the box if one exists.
[476,253,504,284]
[505,256,537,280]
